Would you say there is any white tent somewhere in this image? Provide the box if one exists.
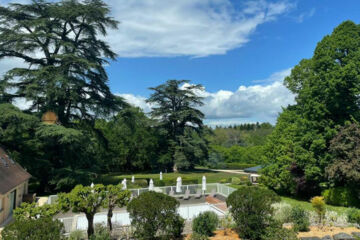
[160,171,163,181]
[122,178,127,190]
[131,175,135,183]
[176,177,182,193]
[202,176,206,193]
[149,179,154,191]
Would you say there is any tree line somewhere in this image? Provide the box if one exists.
[0,0,270,194]
[261,20,360,205]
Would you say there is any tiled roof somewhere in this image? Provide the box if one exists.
[0,147,31,195]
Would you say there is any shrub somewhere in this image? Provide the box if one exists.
[311,196,326,224]
[1,217,65,240]
[231,177,241,185]
[154,179,165,186]
[189,233,209,240]
[262,222,298,240]
[272,202,292,223]
[192,211,219,236]
[219,178,228,184]
[289,206,310,232]
[226,186,280,240]
[89,224,111,240]
[69,230,85,240]
[127,191,184,240]
[347,208,360,225]
[322,187,360,207]
[219,212,235,235]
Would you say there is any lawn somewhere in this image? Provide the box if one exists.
[97,169,247,189]
[281,196,351,215]
[228,184,352,215]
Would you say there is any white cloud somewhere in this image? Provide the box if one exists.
[295,8,316,23]
[105,0,294,57]
[118,68,295,125]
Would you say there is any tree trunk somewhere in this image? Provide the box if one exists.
[107,207,113,231]
[86,214,94,238]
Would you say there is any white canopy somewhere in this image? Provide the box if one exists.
[176,177,182,193]
[149,179,154,191]
[122,178,127,190]
[202,176,206,191]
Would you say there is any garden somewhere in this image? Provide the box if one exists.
[2,181,360,240]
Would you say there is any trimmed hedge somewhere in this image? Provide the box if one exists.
[322,187,360,207]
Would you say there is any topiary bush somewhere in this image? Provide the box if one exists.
[311,196,326,224]
[192,211,219,237]
[347,208,360,225]
[289,206,310,232]
[322,187,360,207]
[231,177,241,185]
[226,186,280,240]
[127,191,184,240]
[1,217,65,240]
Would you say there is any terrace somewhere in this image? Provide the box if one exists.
[48,183,236,234]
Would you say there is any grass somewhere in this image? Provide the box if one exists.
[228,184,352,215]
[97,169,246,189]
[281,196,351,215]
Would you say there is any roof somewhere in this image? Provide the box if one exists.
[0,147,31,195]
[244,165,263,173]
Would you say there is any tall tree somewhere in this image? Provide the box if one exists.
[58,184,106,238]
[147,80,206,170]
[0,0,123,125]
[262,21,360,196]
[102,184,131,231]
[326,123,360,187]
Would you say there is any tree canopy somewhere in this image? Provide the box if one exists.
[262,21,360,197]
[0,0,124,125]
[147,79,206,170]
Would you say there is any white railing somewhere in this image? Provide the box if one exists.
[48,183,237,205]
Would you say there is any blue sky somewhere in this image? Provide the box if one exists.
[2,0,360,125]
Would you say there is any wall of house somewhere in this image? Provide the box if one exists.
[0,180,29,226]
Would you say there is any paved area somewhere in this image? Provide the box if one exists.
[208,169,248,174]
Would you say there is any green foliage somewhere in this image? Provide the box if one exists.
[95,107,159,172]
[14,202,60,221]
[322,187,360,207]
[231,177,241,185]
[69,230,85,240]
[0,0,122,125]
[209,145,264,165]
[262,222,298,240]
[102,184,131,231]
[1,217,65,240]
[192,211,219,236]
[326,123,360,187]
[189,233,209,240]
[347,208,360,225]
[147,79,207,171]
[127,191,184,240]
[289,206,310,232]
[226,186,280,240]
[262,21,360,197]
[89,224,111,240]
[58,184,106,237]
[311,196,326,224]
